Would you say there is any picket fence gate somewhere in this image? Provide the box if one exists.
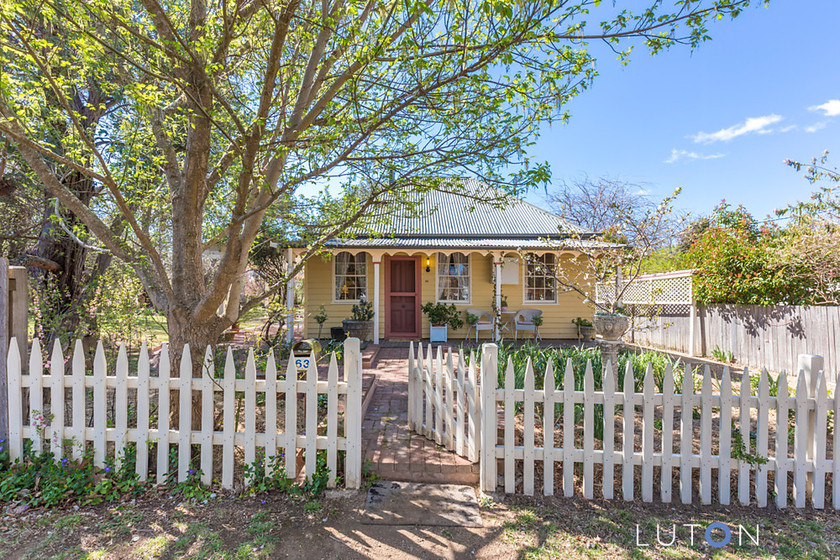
[407,343,480,462]
[409,342,839,509]
[4,336,363,490]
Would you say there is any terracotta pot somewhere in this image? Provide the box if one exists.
[593,314,630,341]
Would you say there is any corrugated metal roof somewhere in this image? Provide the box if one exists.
[351,178,586,238]
[327,237,618,250]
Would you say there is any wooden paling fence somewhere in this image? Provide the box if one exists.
[409,343,839,509]
[4,337,363,490]
[407,342,480,462]
[632,304,840,374]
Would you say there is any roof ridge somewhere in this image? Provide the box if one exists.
[451,178,584,233]
[347,177,592,237]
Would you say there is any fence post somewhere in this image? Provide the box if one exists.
[407,342,415,431]
[798,354,823,496]
[688,298,697,357]
[344,337,362,489]
[9,267,27,359]
[0,258,8,447]
[480,343,498,493]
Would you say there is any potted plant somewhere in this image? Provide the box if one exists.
[314,306,328,340]
[572,317,595,341]
[465,311,480,331]
[421,302,464,343]
[342,295,374,344]
[500,294,509,312]
[591,306,630,342]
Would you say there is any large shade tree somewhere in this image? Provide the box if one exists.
[0,0,763,370]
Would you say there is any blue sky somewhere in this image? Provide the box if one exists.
[526,1,840,220]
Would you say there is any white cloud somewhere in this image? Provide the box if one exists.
[809,99,840,117]
[691,114,783,143]
[665,149,726,164]
[779,124,797,133]
[805,121,828,133]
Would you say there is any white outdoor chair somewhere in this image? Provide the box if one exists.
[465,308,494,342]
[513,309,542,341]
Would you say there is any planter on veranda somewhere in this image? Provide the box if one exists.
[429,324,448,343]
[342,320,373,343]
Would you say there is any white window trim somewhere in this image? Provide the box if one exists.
[331,251,368,304]
[435,252,472,305]
[523,253,559,304]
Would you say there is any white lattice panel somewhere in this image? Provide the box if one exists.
[596,270,694,306]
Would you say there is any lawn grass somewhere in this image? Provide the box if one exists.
[28,305,268,349]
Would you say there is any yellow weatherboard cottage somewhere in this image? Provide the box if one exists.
[298,180,611,343]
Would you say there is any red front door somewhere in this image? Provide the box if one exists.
[385,256,421,338]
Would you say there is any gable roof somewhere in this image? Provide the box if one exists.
[360,178,584,238]
[329,179,612,251]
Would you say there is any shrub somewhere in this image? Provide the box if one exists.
[685,202,810,305]
[571,317,592,328]
[421,302,464,329]
[349,296,374,321]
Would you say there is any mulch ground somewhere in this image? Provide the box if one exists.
[0,486,838,559]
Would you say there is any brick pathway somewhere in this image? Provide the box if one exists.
[362,347,479,485]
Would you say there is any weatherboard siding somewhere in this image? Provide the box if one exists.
[303,253,591,340]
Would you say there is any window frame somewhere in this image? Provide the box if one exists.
[434,252,472,304]
[523,252,558,304]
[332,251,368,304]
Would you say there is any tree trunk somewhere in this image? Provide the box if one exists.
[167,307,228,430]
[32,171,97,347]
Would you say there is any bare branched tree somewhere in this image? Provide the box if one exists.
[544,188,683,314]
[547,176,685,247]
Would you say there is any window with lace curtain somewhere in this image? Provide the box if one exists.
[525,253,557,302]
[334,251,367,301]
[436,252,470,303]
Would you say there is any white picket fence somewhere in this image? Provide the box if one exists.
[407,343,480,462]
[409,343,839,509]
[4,336,363,490]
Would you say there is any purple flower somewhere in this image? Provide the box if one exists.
[61,458,68,466]
[104,466,111,472]
[261,500,266,505]
[188,468,194,475]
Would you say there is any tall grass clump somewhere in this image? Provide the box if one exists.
[488,342,691,393]
[458,343,702,441]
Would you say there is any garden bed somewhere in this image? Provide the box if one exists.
[467,343,836,504]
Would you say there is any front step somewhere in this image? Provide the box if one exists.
[362,344,380,367]
[372,467,479,486]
